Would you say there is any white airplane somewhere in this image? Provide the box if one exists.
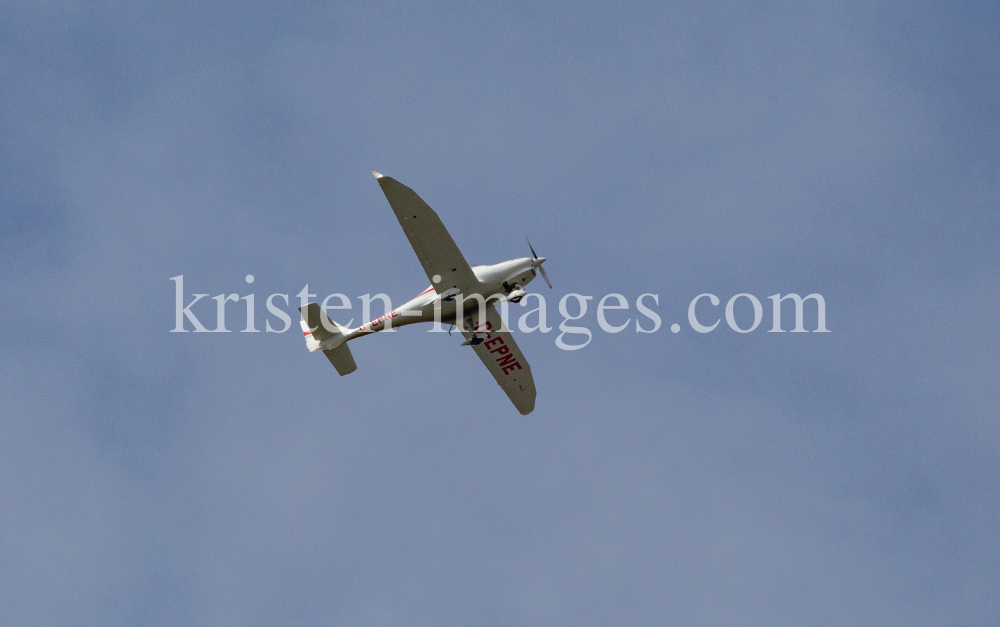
[298,172,551,415]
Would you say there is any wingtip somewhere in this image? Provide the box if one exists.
[372,171,384,179]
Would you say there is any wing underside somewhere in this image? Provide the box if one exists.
[375,174,480,294]
[458,303,536,415]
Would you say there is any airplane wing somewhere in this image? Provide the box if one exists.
[374,173,481,294]
[458,303,536,415]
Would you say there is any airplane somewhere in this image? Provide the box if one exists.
[298,172,551,415]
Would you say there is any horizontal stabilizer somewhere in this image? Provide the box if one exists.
[300,303,344,343]
[299,303,357,375]
[324,343,357,376]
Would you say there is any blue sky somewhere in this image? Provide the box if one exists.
[2,1,999,625]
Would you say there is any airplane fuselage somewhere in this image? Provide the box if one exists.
[343,257,540,340]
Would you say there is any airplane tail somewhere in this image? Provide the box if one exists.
[299,303,357,376]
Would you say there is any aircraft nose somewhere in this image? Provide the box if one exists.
[533,256,546,266]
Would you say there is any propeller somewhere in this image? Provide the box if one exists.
[526,238,552,289]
